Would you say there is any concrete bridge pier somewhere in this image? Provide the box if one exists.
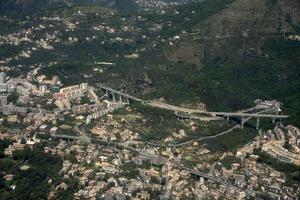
[226,116,230,122]
[119,95,122,102]
[241,117,245,129]
[177,116,186,121]
[112,93,116,102]
[126,97,130,104]
[256,118,260,130]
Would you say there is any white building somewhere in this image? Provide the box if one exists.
[0,72,6,84]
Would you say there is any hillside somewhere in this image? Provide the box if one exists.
[0,0,137,15]
[0,0,204,15]
[0,0,299,125]
[1,1,300,199]
[161,0,300,124]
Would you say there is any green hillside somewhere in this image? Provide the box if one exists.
[1,0,299,126]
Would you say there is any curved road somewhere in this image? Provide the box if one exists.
[96,84,288,120]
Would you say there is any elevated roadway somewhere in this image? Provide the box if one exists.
[56,132,230,186]
[51,134,91,143]
[52,131,256,197]
[96,83,142,102]
[95,84,288,120]
[147,101,288,119]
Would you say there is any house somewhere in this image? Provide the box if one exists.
[50,127,58,134]
[4,143,26,157]
[134,191,150,200]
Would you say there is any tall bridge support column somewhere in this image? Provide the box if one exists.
[126,97,130,104]
[112,93,116,102]
[241,117,245,129]
[105,89,108,97]
[177,116,184,121]
[256,118,260,130]
[119,95,122,103]
[226,116,230,122]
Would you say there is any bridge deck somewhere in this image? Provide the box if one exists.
[96,85,288,119]
[210,112,289,119]
[147,101,288,118]
[52,134,91,142]
[96,83,141,101]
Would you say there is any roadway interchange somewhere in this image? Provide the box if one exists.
[173,107,277,147]
[145,101,288,120]
[97,84,289,121]
[91,84,290,197]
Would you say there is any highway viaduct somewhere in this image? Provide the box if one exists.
[51,134,91,143]
[96,84,289,129]
[51,133,257,196]
[97,83,141,103]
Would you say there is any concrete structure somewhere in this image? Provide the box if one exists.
[0,72,6,84]
[0,73,14,92]
[1,104,27,115]
[136,191,150,200]
[85,102,126,124]
[39,85,47,93]
[51,134,91,143]
[72,103,105,114]
[55,99,71,110]
[97,83,140,103]
[262,142,300,165]
[97,84,289,129]
[53,83,88,100]
[0,94,8,106]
